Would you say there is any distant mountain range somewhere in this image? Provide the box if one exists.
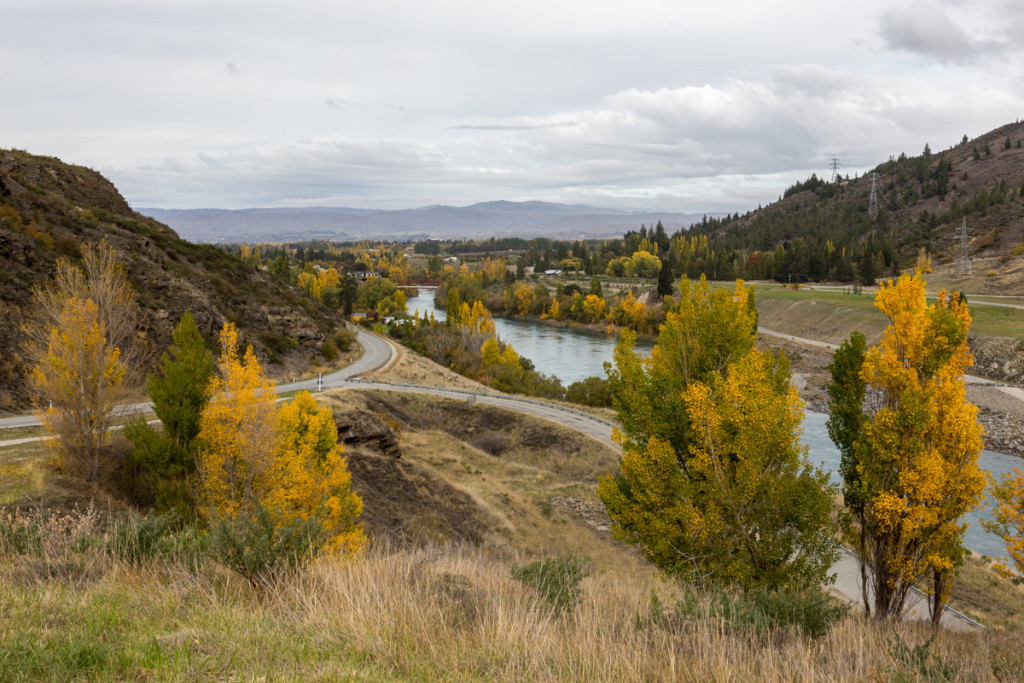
[138,201,716,243]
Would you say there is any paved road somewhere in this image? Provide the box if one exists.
[0,325,396,431]
[758,326,1002,386]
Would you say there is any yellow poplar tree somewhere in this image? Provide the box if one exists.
[514,282,534,315]
[582,294,606,323]
[197,323,280,520]
[832,273,985,624]
[480,338,503,368]
[275,391,365,555]
[31,297,126,482]
[198,325,364,580]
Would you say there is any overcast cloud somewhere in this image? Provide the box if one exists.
[3,0,1023,213]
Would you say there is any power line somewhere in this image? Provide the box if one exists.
[830,157,842,184]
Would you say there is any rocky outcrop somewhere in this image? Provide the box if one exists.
[334,409,402,459]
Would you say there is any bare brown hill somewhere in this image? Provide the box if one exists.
[0,149,339,412]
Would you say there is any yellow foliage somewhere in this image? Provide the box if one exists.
[501,344,520,366]
[855,273,985,617]
[31,297,126,482]
[985,467,1024,574]
[276,392,365,554]
[480,338,502,368]
[582,294,606,323]
[197,323,281,520]
[197,324,364,555]
[514,282,534,315]
[542,299,560,320]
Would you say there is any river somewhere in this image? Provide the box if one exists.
[405,290,1019,559]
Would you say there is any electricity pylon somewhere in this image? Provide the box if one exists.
[954,217,972,277]
[868,173,879,219]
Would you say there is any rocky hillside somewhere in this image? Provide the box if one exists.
[0,149,339,412]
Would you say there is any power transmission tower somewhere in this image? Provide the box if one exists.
[954,217,972,277]
[868,173,879,219]
[830,157,841,183]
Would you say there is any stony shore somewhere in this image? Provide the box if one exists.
[766,338,1024,460]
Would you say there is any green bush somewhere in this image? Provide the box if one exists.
[333,326,357,352]
[511,552,589,612]
[565,376,612,407]
[675,586,847,640]
[321,340,339,361]
[209,504,324,588]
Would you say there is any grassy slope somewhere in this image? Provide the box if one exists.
[2,385,1024,680]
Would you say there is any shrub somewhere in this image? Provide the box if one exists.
[565,376,612,407]
[260,331,298,355]
[209,504,324,587]
[103,511,180,564]
[511,552,589,612]
[470,432,510,456]
[333,326,357,352]
[321,340,339,362]
[675,586,847,640]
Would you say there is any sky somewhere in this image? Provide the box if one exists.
[4,0,1024,214]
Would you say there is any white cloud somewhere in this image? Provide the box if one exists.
[5,1,1024,213]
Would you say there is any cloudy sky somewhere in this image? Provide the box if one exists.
[4,0,1024,213]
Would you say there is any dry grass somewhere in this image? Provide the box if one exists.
[3,386,1023,680]
[2,528,1020,681]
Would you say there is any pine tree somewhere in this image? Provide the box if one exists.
[125,309,214,515]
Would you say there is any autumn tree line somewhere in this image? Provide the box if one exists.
[598,272,1024,628]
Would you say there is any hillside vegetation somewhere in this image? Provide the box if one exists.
[0,149,342,412]
[684,122,1024,292]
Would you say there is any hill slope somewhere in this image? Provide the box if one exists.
[0,149,339,412]
[686,121,1024,292]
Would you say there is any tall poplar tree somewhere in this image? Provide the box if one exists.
[827,273,985,624]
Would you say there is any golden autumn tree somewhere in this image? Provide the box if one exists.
[599,277,835,591]
[275,391,364,555]
[24,241,139,482]
[827,273,985,624]
[30,298,126,482]
[197,323,364,584]
[984,469,1024,575]
[197,323,281,520]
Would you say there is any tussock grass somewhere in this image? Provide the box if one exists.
[2,530,1020,681]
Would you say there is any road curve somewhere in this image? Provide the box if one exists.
[0,325,394,431]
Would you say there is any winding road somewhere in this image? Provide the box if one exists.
[0,325,981,629]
